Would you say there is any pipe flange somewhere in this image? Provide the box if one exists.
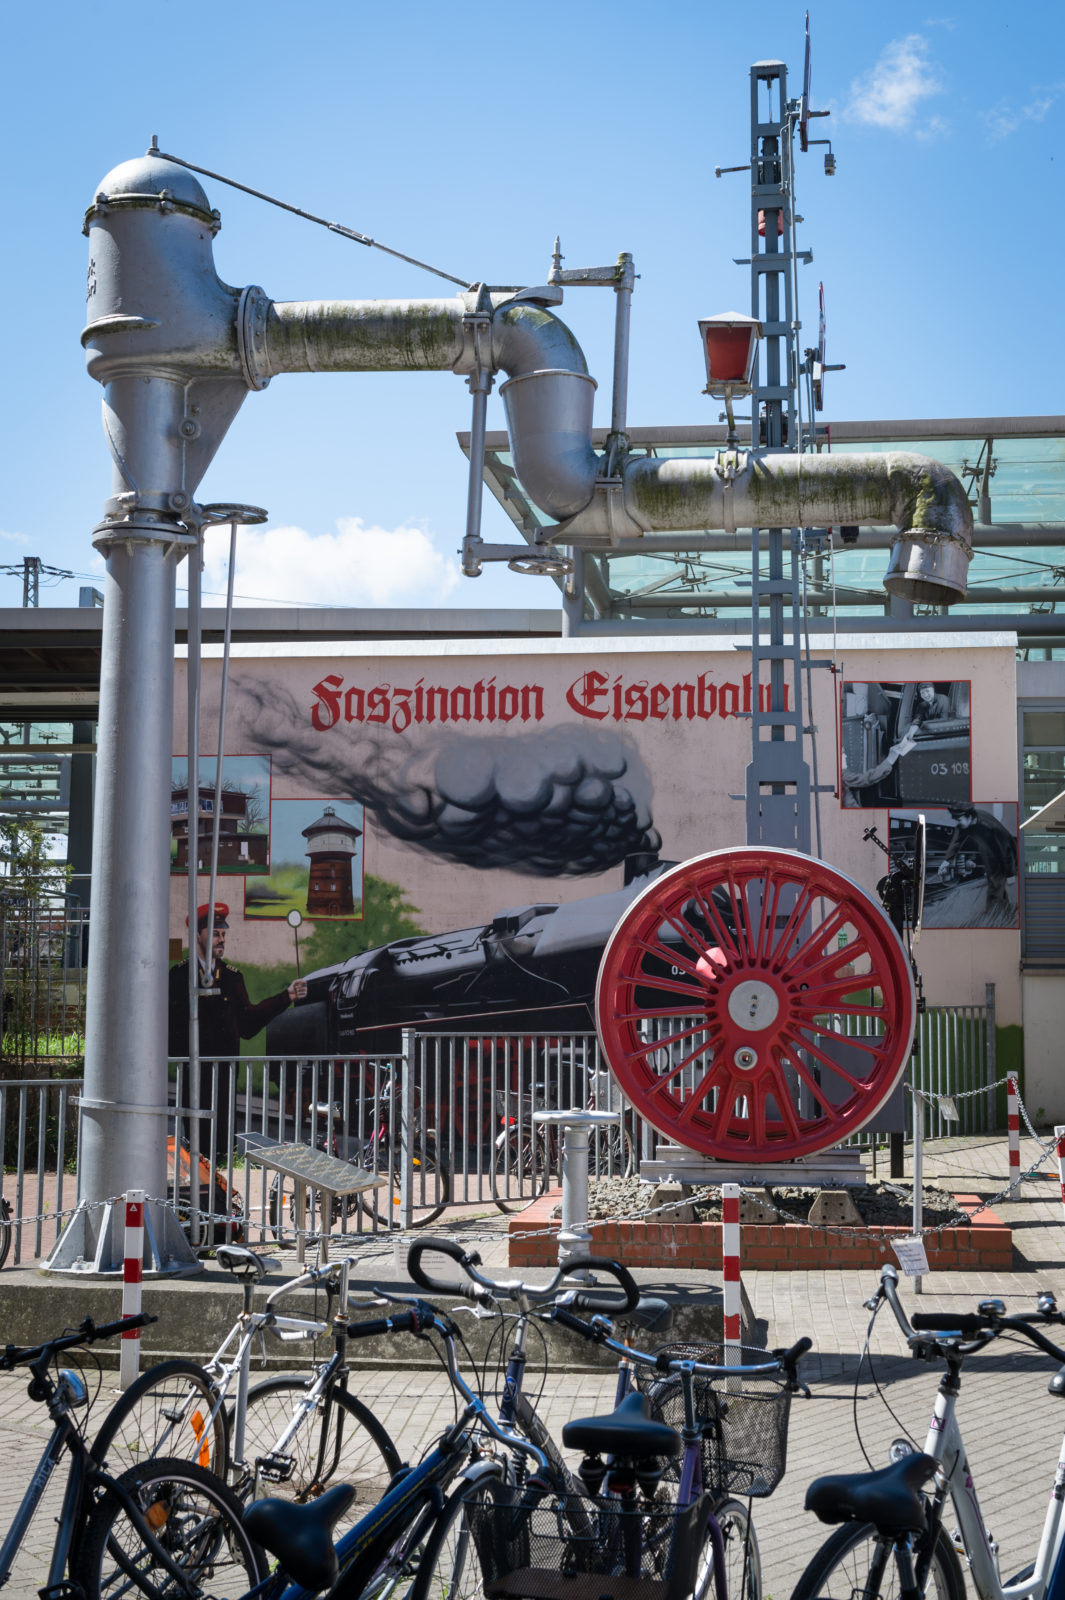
[237,286,272,391]
[889,527,973,557]
[92,513,197,554]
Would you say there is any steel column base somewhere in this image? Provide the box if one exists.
[38,1199,202,1278]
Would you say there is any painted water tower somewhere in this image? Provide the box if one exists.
[301,805,361,916]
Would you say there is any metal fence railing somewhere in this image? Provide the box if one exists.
[0,900,88,1070]
[0,992,999,1266]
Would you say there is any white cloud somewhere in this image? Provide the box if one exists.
[843,35,943,132]
[0,528,30,547]
[197,517,462,608]
[985,85,1063,142]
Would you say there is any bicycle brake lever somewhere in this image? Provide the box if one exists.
[451,1302,498,1321]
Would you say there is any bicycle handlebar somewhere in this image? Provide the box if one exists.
[405,1238,640,1313]
[264,1255,357,1309]
[548,1304,811,1387]
[346,1301,437,1340]
[1,1314,156,1371]
[874,1264,1065,1363]
[405,1238,493,1303]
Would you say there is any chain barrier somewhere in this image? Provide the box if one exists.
[1,1083,1057,1258]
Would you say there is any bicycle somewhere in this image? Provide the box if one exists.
[491,1061,636,1213]
[792,1262,1065,1600]
[90,1247,400,1536]
[268,1059,450,1236]
[236,1279,584,1600]
[405,1237,808,1600]
[0,1194,11,1269]
[0,1313,264,1600]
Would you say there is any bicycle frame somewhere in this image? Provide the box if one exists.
[921,1367,1065,1600]
[1,1317,227,1599]
[0,1382,90,1595]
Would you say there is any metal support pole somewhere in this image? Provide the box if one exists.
[400,1028,415,1232]
[44,406,200,1272]
[534,1109,620,1269]
[912,1092,925,1294]
[185,516,204,1247]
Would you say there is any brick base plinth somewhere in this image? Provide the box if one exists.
[508,1192,1012,1271]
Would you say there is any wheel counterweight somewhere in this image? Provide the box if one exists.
[595,848,915,1162]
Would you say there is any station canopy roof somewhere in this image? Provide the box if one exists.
[470,414,1065,625]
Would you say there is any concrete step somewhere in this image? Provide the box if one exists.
[0,1256,751,1373]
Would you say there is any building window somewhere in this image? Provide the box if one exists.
[1021,707,1065,963]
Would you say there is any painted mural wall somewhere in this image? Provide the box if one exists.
[171,633,1019,1039]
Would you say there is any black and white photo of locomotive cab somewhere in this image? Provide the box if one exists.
[889,805,1019,930]
[840,679,971,810]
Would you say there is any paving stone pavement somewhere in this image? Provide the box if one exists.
[1,1134,1063,1600]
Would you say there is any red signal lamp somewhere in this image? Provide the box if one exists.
[698,313,762,396]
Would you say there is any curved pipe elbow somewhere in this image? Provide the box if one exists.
[490,304,600,520]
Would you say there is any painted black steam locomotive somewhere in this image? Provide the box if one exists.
[266,855,682,1057]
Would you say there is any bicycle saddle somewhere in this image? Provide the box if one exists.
[805,1452,938,1536]
[243,1481,356,1591]
[215,1244,268,1279]
[562,1391,680,1461]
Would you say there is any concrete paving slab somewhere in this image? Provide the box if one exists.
[0,1134,1061,1600]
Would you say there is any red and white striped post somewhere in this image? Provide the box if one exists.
[721,1183,742,1379]
[120,1189,145,1390]
[1007,1074,1021,1199]
[1055,1129,1065,1224]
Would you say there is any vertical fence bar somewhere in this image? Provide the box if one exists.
[913,1092,925,1294]
[400,1029,414,1232]
[34,1084,47,1262]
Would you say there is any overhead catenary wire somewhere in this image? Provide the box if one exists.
[149,140,472,290]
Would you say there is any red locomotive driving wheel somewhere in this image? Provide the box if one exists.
[595,848,915,1162]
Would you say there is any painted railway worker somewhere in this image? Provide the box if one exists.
[168,903,307,1162]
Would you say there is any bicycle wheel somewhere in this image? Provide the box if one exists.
[407,1477,499,1600]
[790,1521,965,1600]
[491,1130,550,1214]
[237,1376,400,1533]
[90,1359,228,1479]
[73,1456,266,1600]
[714,1498,761,1600]
[360,1138,451,1229]
[588,1122,636,1181]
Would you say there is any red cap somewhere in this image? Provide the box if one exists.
[186,902,229,931]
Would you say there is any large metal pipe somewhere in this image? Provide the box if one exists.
[263,298,599,520]
[558,451,973,606]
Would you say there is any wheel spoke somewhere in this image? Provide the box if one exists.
[597,848,914,1161]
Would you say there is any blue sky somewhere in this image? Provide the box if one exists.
[3,0,1062,614]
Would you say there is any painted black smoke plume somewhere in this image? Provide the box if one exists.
[235,679,660,876]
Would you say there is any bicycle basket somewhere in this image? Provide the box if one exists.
[469,1487,709,1600]
[635,1342,791,1499]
